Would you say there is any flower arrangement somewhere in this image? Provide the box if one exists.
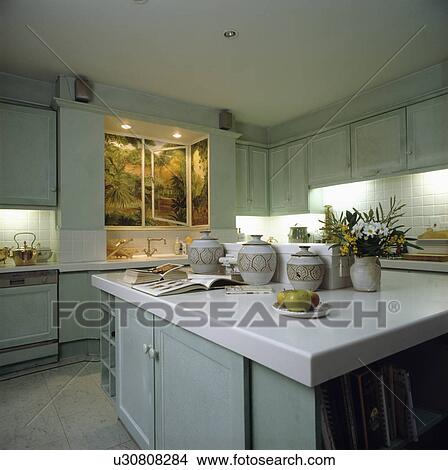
[323,197,421,258]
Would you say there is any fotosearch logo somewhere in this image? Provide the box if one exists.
[54,298,402,330]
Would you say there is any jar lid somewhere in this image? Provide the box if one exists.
[291,246,318,257]
[243,235,269,245]
[199,230,217,240]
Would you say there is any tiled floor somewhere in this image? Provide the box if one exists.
[0,361,138,450]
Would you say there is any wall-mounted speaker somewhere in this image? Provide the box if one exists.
[219,109,233,130]
[75,77,93,103]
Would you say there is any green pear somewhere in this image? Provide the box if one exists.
[284,289,312,312]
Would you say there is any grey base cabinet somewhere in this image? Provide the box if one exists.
[155,319,248,450]
[112,294,322,450]
[116,302,155,449]
[114,299,249,450]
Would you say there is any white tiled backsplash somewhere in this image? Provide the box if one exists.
[237,168,448,242]
[59,230,106,263]
[0,210,59,260]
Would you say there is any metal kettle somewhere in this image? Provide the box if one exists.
[288,225,309,243]
[10,232,38,266]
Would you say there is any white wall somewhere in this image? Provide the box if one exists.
[0,210,59,260]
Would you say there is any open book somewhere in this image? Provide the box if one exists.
[123,263,187,285]
[132,276,245,296]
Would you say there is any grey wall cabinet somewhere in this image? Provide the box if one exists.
[235,144,269,216]
[0,102,56,206]
[407,94,448,171]
[154,319,248,450]
[308,126,351,187]
[269,139,309,215]
[116,302,156,449]
[351,109,407,178]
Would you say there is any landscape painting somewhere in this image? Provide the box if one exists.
[104,133,142,226]
[191,138,209,226]
[146,140,187,226]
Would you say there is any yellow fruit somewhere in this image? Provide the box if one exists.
[284,289,312,312]
[277,289,292,307]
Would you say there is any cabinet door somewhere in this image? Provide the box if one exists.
[248,147,269,215]
[269,145,290,215]
[308,126,351,187]
[59,272,102,343]
[154,320,248,450]
[0,284,57,350]
[0,102,56,206]
[117,302,155,449]
[235,145,250,214]
[288,139,309,213]
[407,94,448,170]
[351,109,406,178]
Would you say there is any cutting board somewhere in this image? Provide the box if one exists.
[402,253,448,262]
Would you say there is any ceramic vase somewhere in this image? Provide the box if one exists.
[287,246,325,290]
[188,231,224,274]
[350,256,381,292]
[237,235,277,285]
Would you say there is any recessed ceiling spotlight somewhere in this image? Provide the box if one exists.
[121,123,132,130]
[223,29,239,39]
[132,0,148,4]
[172,132,182,139]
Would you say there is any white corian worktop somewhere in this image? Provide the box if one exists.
[381,257,448,273]
[92,270,448,387]
[0,255,188,274]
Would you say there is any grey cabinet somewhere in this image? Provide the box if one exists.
[236,144,269,216]
[269,139,309,215]
[269,145,289,214]
[113,297,248,450]
[407,94,448,171]
[351,109,406,178]
[116,302,155,449]
[0,283,57,350]
[154,320,248,450]
[308,126,351,187]
[59,271,102,345]
[0,102,56,206]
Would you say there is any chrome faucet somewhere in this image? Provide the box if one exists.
[144,237,167,257]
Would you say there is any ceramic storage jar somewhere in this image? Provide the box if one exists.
[237,235,277,285]
[188,230,224,274]
[287,246,325,290]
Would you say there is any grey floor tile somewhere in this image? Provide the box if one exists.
[0,372,51,418]
[43,362,100,397]
[108,439,139,450]
[52,382,113,419]
[0,404,67,450]
[61,409,131,450]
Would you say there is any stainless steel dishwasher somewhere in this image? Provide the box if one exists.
[0,270,58,374]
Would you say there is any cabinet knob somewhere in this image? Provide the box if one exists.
[50,187,57,192]
[143,343,159,359]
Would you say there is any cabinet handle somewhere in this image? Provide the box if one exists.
[50,187,57,192]
[143,343,159,360]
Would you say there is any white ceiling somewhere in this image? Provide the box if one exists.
[104,115,206,145]
[1,0,448,127]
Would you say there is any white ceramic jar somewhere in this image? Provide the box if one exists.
[237,235,277,285]
[286,246,325,290]
[350,256,381,292]
[188,231,224,274]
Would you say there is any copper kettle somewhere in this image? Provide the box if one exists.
[10,232,38,266]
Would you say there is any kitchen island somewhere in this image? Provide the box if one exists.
[92,270,448,450]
